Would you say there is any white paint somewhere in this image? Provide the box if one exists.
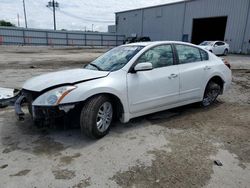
[26,41,232,123]
[0,87,14,99]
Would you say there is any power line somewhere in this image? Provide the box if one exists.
[57,9,114,23]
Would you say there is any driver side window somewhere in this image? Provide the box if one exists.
[137,45,174,68]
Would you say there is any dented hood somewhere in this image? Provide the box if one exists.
[23,68,109,92]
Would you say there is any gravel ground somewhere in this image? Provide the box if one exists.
[0,46,249,188]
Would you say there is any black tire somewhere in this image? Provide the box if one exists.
[80,95,113,139]
[224,49,228,56]
[201,81,221,107]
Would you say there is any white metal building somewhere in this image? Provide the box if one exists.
[115,0,250,54]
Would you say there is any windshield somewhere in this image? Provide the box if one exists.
[200,41,213,46]
[84,46,144,72]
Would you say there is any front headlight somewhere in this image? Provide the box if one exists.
[33,86,77,106]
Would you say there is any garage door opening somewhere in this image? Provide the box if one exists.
[191,16,227,45]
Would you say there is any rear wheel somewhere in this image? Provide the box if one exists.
[224,49,228,56]
[201,81,221,107]
[80,95,113,139]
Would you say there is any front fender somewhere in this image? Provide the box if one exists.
[59,73,129,121]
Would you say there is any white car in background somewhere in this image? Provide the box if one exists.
[199,41,230,56]
[1,41,232,139]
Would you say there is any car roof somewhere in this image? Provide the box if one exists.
[123,41,198,47]
[202,41,226,43]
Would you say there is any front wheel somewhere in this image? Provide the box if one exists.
[201,81,221,107]
[80,95,113,139]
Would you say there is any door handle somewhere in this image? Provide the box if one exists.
[168,74,178,79]
[204,66,211,70]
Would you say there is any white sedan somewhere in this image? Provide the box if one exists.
[5,41,232,139]
[199,41,230,56]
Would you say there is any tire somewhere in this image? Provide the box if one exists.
[223,49,228,56]
[201,81,221,107]
[80,95,113,139]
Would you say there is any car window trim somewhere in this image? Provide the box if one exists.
[128,43,177,73]
[199,49,209,61]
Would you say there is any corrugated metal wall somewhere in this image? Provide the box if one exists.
[116,10,144,37]
[143,3,185,41]
[183,0,250,53]
[0,27,125,47]
[242,3,250,54]
[116,0,250,54]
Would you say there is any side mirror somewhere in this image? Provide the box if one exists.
[134,62,153,72]
[214,44,218,47]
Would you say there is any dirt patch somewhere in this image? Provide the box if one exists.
[147,102,250,165]
[112,130,216,188]
[0,164,8,169]
[10,169,31,177]
[2,142,19,154]
[232,70,250,91]
[32,136,65,156]
[52,169,76,180]
[112,96,250,187]
[60,153,81,165]
[73,177,92,188]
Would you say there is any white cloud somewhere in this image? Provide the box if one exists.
[0,0,182,32]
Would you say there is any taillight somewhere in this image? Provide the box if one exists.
[222,58,231,69]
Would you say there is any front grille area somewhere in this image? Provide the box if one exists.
[33,106,65,120]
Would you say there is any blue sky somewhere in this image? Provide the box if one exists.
[0,0,181,31]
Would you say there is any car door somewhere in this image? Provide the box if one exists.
[219,42,227,54]
[213,42,225,55]
[212,42,220,55]
[175,44,207,102]
[127,44,179,113]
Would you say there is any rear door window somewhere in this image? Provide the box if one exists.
[200,49,209,61]
[175,45,202,64]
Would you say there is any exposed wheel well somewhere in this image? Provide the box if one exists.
[84,93,124,121]
[208,76,224,93]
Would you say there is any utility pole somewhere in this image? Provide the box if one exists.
[92,24,94,32]
[47,0,59,30]
[22,0,28,28]
[17,14,20,27]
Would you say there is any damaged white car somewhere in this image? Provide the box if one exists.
[0,41,232,139]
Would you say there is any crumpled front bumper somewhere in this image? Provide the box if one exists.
[14,94,26,121]
[31,105,66,122]
[0,90,26,120]
[1,89,78,122]
[14,92,77,122]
